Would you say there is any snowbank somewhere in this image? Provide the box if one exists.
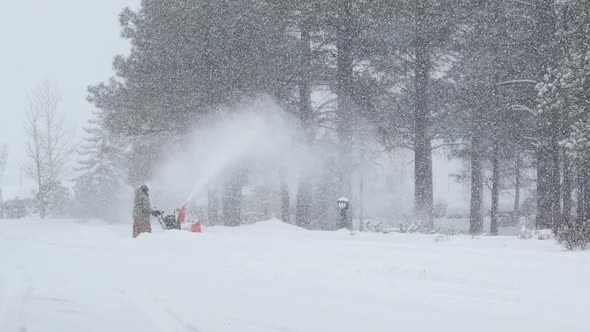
[1,218,588,332]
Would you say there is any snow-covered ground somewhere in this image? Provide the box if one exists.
[1,218,588,332]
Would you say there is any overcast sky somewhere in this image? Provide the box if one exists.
[0,0,469,207]
[0,0,137,199]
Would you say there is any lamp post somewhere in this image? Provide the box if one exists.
[337,197,350,230]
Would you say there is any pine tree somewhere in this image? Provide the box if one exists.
[89,0,297,137]
[73,111,127,222]
[365,0,467,228]
[448,0,541,233]
[561,0,590,221]
[89,0,301,226]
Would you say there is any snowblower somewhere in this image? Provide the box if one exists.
[153,203,201,233]
[153,210,181,230]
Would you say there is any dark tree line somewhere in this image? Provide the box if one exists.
[87,0,590,232]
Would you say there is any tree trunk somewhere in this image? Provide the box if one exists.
[295,13,313,228]
[207,186,219,225]
[550,108,561,231]
[470,131,484,234]
[536,119,561,230]
[0,185,3,219]
[536,148,552,229]
[296,177,314,227]
[561,53,573,223]
[490,141,500,235]
[359,136,365,231]
[562,153,573,221]
[534,0,559,230]
[280,170,290,223]
[336,0,354,213]
[313,171,332,230]
[584,162,590,219]
[37,162,46,219]
[514,152,522,217]
[222,169,244,226]
[580,158,590,219]
[34,128,46,219]
[413,7,433,229]
[576,159,586,219]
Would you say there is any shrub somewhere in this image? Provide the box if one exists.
[518,226,555,240]
[433,200,448,218]
[557,218,590,250]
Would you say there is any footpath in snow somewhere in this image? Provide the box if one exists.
[1,218,589,332]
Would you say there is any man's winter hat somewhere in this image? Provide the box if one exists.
[140,185,149,193]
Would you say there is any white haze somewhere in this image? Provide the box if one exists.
[149,98,307,215]
[138,97,468,224]
[0,0,138,199]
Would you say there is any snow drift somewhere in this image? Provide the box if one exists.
[1,218,589,332]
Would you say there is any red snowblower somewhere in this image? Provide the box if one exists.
[154,203,201,233]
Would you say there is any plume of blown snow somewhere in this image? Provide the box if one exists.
[148,97,309,212]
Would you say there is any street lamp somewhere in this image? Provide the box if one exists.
[337,197,350,230]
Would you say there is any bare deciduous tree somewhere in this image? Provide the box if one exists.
[25,99,46,217]
[0,145,7,218]
[24,81,71,218]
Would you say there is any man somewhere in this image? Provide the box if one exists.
[133,185,155,238]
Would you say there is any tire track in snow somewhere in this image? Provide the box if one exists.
[0,268,33,332]
[240,320,301,332]
[164,307,202,332]
[120,289,201,332]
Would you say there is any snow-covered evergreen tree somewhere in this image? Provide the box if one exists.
[73,111,127,222]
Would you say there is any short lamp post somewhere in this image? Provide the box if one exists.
[337,197,350,230]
